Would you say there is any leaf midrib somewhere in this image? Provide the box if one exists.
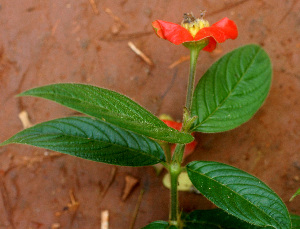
[24,91,164,127]
[20,87,168,129]
[192,48,262,131]
[9,133,162,162]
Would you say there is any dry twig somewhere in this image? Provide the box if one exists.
[128,42,154,66]
[101,210,109,229]
[209,0,250,17]
[104,8,127,28]
[129,188,145,229]
[99,167,117,203]
[18,110,33,129]
[168,55,190,69]
[99,31,152,42]
[0,178,15,228]
[67,189,79,211]
[51,19,61,36]
[88,0,99,15]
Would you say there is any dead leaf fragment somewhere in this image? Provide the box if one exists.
[122,175,139,201]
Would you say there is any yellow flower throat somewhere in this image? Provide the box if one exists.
[181,12,210,37]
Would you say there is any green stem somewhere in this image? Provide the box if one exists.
[185,47,201,113]
[168,46,202,227]
[172,143,185,163]
[169,162,181,225]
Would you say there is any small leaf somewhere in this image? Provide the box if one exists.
[290,188,300,201]
[142,221,171,229]
[192,45,272,132]
[186,161,291,229]
[1,117,166,166]
[19,84,193,144]
[184,209,266,229]
[291,214,300,229]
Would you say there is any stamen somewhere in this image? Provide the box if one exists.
[183,12,196,23]
[199,10,207,19]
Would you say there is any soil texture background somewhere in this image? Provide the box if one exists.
[0,0,299,228]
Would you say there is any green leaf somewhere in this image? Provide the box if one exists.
[184,209,266,229]
[1,117,166,166]
[142,221,170,229]
[192,45,272,133]
[291,214,300,229]
[19,83,193,144]
[186,161,291,229]
[290,188,300,201]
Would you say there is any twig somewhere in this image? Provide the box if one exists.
[104,8,127,28]
[0,177,15,228]
[128,42,154,66]
[18,110,33,129]
[51,19,61,36]
[208,0,250,17]
[161,69,178,100]
[129,188,145,229]
[99,167,117,203]
[99,31,152,42]
[88,0,99,15]
[101,210,109,229]
[168,55,190,69]
[67,189,79,211]
[278,0,297,25]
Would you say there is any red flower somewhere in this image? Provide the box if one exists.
[162,120,197,158]
[152,16,238,52]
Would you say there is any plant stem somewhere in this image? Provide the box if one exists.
[172,143,185,164]
[185,47,201,112]
[169,162,181,225]
[169,46,201,227]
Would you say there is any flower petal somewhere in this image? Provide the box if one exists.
[183,139,198,157]
[211,17,238,41]
[152,20,194,45]
[162,120,182,131]
[194,17,238,52]
[203,37,217,52]
[162,119,197,158]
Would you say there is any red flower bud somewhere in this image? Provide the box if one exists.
[161,120,197,158]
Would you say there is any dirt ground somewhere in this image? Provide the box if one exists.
[0,0,299,228]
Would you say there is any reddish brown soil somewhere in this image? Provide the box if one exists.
[0,0,299,228]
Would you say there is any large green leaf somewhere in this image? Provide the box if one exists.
[291,214,300,229]
[142,221,172,229]
[186,161,291,229]
[19,84,193,144]
[184,209,267,229]
[0,117,166,166]
[192,45,272,132]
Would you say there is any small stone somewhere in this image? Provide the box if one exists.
[293,175,299,181]
[51,223,61,229]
